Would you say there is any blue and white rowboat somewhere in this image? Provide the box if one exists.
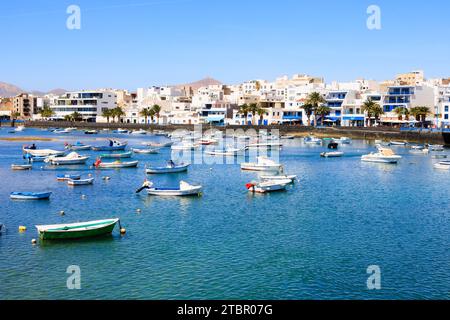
[10,192,52,200]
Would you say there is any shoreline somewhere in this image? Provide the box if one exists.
[2,121,448,145]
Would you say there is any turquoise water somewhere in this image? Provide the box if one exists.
[0,127,449,300]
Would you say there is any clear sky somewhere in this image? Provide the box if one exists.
[1,0,449,91]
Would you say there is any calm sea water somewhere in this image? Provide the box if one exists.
[0,127,449,300]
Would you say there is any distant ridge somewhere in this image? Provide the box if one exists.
[174,77,222,90]
[0,81,66,97]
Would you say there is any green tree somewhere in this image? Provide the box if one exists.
[113,107,125,123]
[139,108,150,124]
[257,107,266,125]
[71,112,82,122]
[151,104,161,124]
[362,98,382,127]
[302,104,314,126]
[238,104,250,125]
[39,106,54,119]
[410,106,430,125]
[102,109,113,123]
[248,103,260,125]
[148,108,156,124]
[305,92,326,126]
[64,114,73,122]
[315,105,332,126]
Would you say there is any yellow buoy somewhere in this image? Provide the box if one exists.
[19,226,27,232]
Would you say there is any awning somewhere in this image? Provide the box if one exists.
[325,116,341,121]
[343,116,364,121]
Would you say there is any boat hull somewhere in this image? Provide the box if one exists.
[147,186,202,196]
[98,161,138,168]
[67,178,94,186]
[92,145,127,151]
[100,152,132,159]
[36,219,118,240]
[10,192,52,200]
[145,165,189,174]
[241,164,282,172]
[11,164,32,170]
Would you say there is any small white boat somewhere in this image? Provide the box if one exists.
[339,137,352,144]
[410,148,429,155]
[145,162,190,174]
[11,164,32,170]
[139,181,202,196]
[10,191,51,200]
[57,174,81,181]
[428,144,445,152]
[15,125,25,132]
[432,154,448,159]
[280,135,295,140]
[241,157,283,172]
[361,145,402,164]
[144,141,174,148]
[320,152,344,158]
[389,141,407,146]
[46,152,89,165]
[132,148,159,154]
[247,142,283,149]
[84,130,99,135]
[433,161,450,170]
[94,159,139,169]
[304,136,322,145]
[260,175,297,183]
[246,179,291,193]
[171,143,200,151]
[23,148,66,157]
[115,128,129,134]
[66,142,92,151]
[131,129,147,135]
[198,138,218,145]
[205,148,242,156]
[67,178,94,186]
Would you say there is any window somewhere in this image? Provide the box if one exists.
[445,114,449,120]
[445,106,449,112]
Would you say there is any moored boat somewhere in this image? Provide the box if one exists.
[11,164,32,170]
[205,148,242,156]
[57,174,81,181]
[321,151,344,158]
[36,218,120,240]
[428,144,445,152]
[94,159,138,169]
[304,136,322,145]
[131,129,147,135]
[132,148,159,154]
[10,191,52,200]
[23,148,66,157]
[241,157,283,172]
[137,180,202,196]
[145,161,190,174]
[433,161,450,170]
[100,151,132,159]
[389,141,408,146]
[171,143,200,151]
[67,178,94,186]
[91,140,127,151]
[245,179,291,193]
[84,130,99,135]
[144,141,174,148]
[65,142,92,151]
[260,175,297,183]
[46,152,89,165]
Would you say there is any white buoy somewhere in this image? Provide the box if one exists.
[136,208,141,213]
[60,210,65,216]
[31,239,37,245]
[81,195,87,199]
[120,228,126,235]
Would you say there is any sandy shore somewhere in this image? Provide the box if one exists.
[0,136,56,142]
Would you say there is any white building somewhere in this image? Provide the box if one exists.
[51,91,117,122]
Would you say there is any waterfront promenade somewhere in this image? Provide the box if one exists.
[11,121,450,145]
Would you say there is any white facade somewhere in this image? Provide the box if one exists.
[51,91,117,122]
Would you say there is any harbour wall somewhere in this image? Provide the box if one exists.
[19,121,450,145]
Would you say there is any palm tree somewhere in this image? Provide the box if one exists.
[305,92,326,126]
[238,104,250,125]
[71,112,82,122]
[148,108,156,124]
[102,109,113,123]
[361,99,379,127]
[302,103,314,126]
[139,108,150,124]
[39,106,54,119]
[256,107,266,125]
[315,105,332,126]
[371,104,384,125]
[410,106,430,126]
[11,111,21,120]
[113,107,125,123]
[248,103,260,125]
[151,105,161,124]
[64,114,73,122]
[393,107,406,121]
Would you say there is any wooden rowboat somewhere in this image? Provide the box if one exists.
[11,164,32,170]
[10,192,52,200]
[36,218,120,240]
[67,178,94,186]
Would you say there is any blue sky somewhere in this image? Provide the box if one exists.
[1,0,449,91]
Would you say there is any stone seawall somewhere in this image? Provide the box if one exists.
[23,121,449,145]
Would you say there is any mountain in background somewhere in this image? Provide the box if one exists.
[174,77,222,91]
[0,82,67,97]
